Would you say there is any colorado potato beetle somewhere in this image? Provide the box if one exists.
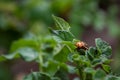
[75,41,88,50]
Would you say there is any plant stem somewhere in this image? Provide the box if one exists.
[77,65,86,80]
[39,51,43,72]
[75,60,85,80]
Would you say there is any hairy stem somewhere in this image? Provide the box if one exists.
[78,67,86,80]
[39,52,43,72]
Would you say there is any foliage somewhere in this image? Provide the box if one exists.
[0,16,120,80]
[0,0,120,79]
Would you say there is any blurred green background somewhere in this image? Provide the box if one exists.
[0,0,120,80]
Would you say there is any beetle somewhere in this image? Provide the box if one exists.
[75,41,88,50]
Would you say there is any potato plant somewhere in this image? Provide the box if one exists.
[0,16,120,80]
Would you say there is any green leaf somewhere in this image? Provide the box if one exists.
[92,58,101,66]
[10,39,39,52]
[86,47,97,61]
[18,47,39,61]
[43,60,59,76]
[100,55,111,64]
[68,53,74,62]
[102,64,111,73]
[0,47,39,62]
[67,65,76,74]
[94,69,106,80]
[52,35,63,43]
[95,38,112,57]
[51,16,75,42]
[61,41,76,50]
[84,67,95,74]
[52,15,70,31]
[51,30,74,41]
[0,52,19,61]
[72,53,91,66]
[54,45,70,62]
[59,63,68,72]
[54,68,69,80]
[102,46,112,57]
[92,55,111,67]
[24,72,51,80]
[72,53,80,62]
